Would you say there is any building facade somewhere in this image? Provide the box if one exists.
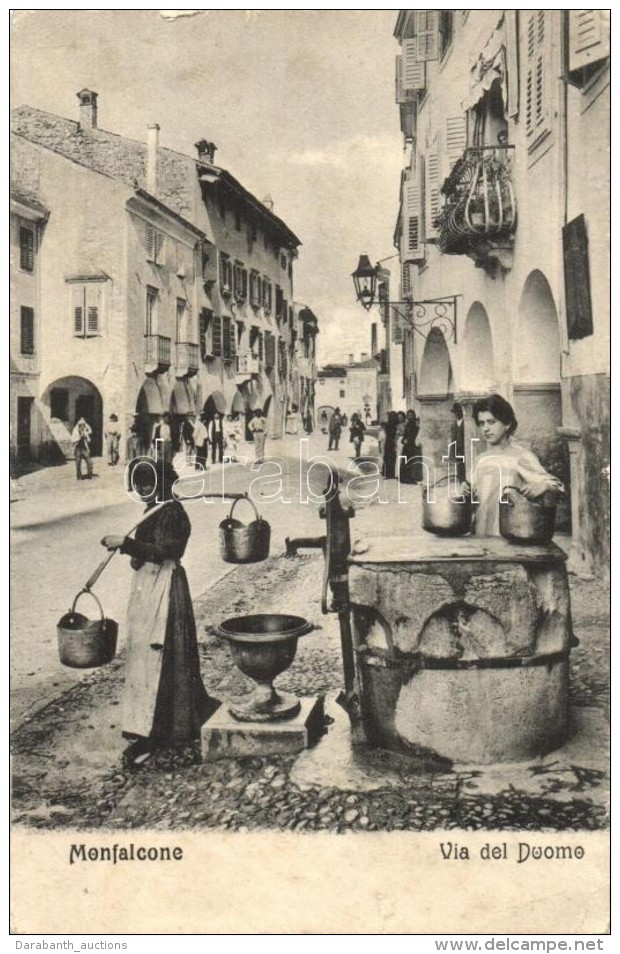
[10,90,312,463]
[317,355,379,424]
[392,10,609,573]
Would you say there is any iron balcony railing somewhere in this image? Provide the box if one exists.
[436,145,516,256]
[144,334,171,369]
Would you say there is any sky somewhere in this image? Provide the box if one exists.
[11,9,404,365]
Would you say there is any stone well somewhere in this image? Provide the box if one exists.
[347,534,573,765]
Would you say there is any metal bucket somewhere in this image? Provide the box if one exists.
[57,589,118,668]
[422,474,472,536]
[499,486,557,545]
[218,496,271,564]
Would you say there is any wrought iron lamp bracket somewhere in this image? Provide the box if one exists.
[388,296,460,343]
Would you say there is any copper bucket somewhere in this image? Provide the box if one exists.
[57,589,118,668]
[218,496,271,564]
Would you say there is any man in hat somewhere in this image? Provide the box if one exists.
[192,413,209,472]
[105,414,121,466]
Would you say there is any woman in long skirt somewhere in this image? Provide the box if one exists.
[101,460,217,766]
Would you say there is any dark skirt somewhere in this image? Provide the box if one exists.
[149,565,216,746]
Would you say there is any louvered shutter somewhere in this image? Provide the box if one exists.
[402,39,426,91]
[424,151,441,240]
[391,306,404,345]
[212,316,222,357]
[20,307,35,355]
[404,176,424,262]
[155,230,165,264]
[563,215,593,340]
[85,283,102,336]
[569,10,610,72]
[72,285,85,336]
[19,227,34,271]
[526,11,550,143]
[199,309,211,360]
[445,116,467,172]
[146,225,155,261]
[415,11,440,62]
[395,55,416,103]
[228,318,237,358]
[401,263,412,298]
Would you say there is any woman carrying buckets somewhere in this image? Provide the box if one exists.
[101,460,217,767]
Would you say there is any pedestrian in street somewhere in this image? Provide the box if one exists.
[180,414,195,464]
[101,460,217,768]
[72,418,93,480]
[304,410,313,434]
[224,414,239,462]
[466,394,564,536]
[248,408,267,461]
[192,413,209,472]
[152,413,173,464]
[209,412,225,464]
[349,412,366,459]
[320,409,328,434]
[400,409,421,484]
[126,423,141,464]
[105,414,121,466]
[328,408,343,451]
[381,411,399,479]
[449,402,466,482]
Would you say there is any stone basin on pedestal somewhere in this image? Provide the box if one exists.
[348,534,573,765]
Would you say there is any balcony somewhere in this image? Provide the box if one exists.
[436,146,516,271]
[175,341,200,377]
[235,352,261,380]
[144,334,171,373]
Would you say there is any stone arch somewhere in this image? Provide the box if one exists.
[202,390,227,419]
[514,271,570,531]
[41,375,103,457]
[461,302,495,392]
[417,330,454,465]
[515,270,561,384]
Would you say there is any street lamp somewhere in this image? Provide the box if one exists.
[351,252,459,342]
[351,254,377,311]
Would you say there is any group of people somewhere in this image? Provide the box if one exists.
[97,390,561,768]
[378,409,421,482]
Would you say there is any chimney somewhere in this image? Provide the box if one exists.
[371,322,378,356]
[360,352,369,361]
[77,89,98,129]
[262,194,274,212]
[147,124,160,196]
[348,353,354,365]
[195,139,217,165]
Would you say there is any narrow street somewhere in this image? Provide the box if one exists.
[11,440,609,834]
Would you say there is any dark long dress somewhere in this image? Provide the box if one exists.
[120,501,215,746]
[400,418,421,483]
[382,422,398,479]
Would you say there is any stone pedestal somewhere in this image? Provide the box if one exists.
[202,695,325,761]
[348,534,573,764]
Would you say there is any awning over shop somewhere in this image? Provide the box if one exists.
[137,377,164,416]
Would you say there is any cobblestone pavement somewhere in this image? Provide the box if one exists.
[11,543,609,833]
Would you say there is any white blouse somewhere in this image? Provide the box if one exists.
[472,440,558,536]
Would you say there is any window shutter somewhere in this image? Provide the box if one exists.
[146,225,155,261]
[228,317,237,358]
[402,39,426,90]
[395,55,416,103]
[212,316,222,357]
[445,116,467,171]
[569,10,610,72]
[400,102,417,141]
[391,306,404,345]
[404,175,424,262]
[199,309,212,360]
[72,285,85,336]
[85,284,101,336]
[424,151,441,240]
[19,227,35,271]
[401,263,412,298]
[563,214,593,340]
[20,306,35,355]
[415,10,440,62]
[526,11,550,144]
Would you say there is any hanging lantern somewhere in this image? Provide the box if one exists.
[351,254,377,311]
